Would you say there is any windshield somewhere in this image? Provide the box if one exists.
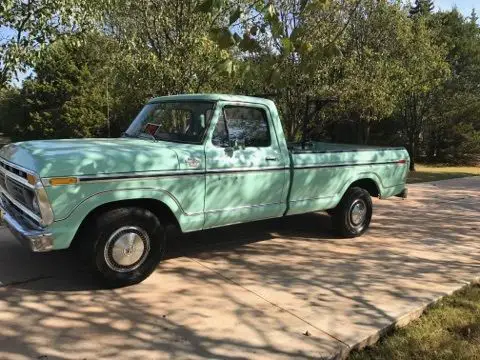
[125,101,215,144]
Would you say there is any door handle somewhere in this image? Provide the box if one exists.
[265,157,278,161]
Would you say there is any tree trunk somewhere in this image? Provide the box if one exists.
[408,138,416,171]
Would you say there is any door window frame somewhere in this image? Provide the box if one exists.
[206,101,276,149]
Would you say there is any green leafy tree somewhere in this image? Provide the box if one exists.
[422,9,480,163]
[333,0,414,144]
[107,0,235,95]
[0,0,102,87]
[7,33,120,140]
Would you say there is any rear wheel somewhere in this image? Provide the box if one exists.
[81,207,166,287]
[331,187,372,238]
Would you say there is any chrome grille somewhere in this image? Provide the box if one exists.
[0,171,6,190]
[0,161,28,180]
[5,176,35,212]
[0,158,41,224]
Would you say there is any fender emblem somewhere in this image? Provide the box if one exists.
[186,158,201,168]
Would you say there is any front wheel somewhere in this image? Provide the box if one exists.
[331,187,372,238]
[82,207,166,287]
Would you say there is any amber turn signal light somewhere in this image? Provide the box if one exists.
[49,177,78,186]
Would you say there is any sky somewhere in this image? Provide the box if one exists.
[435,0,478,15]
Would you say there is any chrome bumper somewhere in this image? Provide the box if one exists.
[0,199,54,252]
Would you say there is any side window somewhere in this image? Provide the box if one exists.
[212,113,228,146]
[212,106,271,147]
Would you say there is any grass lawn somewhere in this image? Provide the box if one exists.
[349,284,480,360]
[407,164,480,183]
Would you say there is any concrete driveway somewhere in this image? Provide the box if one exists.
[0,177,479,360]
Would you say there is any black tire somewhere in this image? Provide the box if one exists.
[331,187,372,238]
[81,207,166,288]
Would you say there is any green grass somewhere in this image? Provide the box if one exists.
[408,164,480,184]
[349,284,480,360]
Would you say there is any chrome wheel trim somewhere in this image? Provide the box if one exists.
[104,226,151,273]
[349,199,367,226]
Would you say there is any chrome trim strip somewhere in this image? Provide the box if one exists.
[74,169,205,184]
[74,167,287,183]
[290,147,405,154]
[293,161,401,170]
[0,185,42,224]
[70,161,401,184]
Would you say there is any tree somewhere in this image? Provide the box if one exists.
[333,0,414,144]
[409,0,434,17]
[397,15,449,171]
[6,33,124,140]
[422,9,480,163]
[0,0,102,87]
[106,0,235,95]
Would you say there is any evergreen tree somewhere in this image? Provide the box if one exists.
[410,0,434,17]
[470,9,478,24]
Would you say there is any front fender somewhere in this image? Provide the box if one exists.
[48,188,204,250]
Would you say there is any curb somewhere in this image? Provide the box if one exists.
[333,276,480,360]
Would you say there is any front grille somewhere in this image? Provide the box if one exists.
[1,194,41,230]
[0,160,28,180]
[0,158,39,222]
[5,176,35,212]
[0,171,6,190]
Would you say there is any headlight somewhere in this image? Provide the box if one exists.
[34,182,54,226]
[32,195,40,215]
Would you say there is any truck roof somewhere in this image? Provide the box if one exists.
[147,94,275,107]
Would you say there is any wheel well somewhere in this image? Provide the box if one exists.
[71,199,180,247]
[349,178,380,198]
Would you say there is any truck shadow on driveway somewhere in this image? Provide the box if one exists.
[0,212,335,292]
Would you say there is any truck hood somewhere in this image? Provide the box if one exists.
[0,138,182,177]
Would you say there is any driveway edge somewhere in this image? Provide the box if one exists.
[333,276,480,360]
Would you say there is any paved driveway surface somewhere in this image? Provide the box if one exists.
[0,177,478,360]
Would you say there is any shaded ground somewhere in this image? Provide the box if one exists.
[408,164,479,183]
[0,177,478,359]
[349,284,480,360]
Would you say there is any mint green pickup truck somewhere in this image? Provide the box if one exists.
[0,94,409,286]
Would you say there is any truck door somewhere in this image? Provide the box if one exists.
[204,102,287,228]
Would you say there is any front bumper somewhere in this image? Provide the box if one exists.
[0,198,54,252]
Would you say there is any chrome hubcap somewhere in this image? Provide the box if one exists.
[350,200,367,226]
[104,226,150,273]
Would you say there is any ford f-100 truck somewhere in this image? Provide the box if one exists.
[0,94,409,286]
